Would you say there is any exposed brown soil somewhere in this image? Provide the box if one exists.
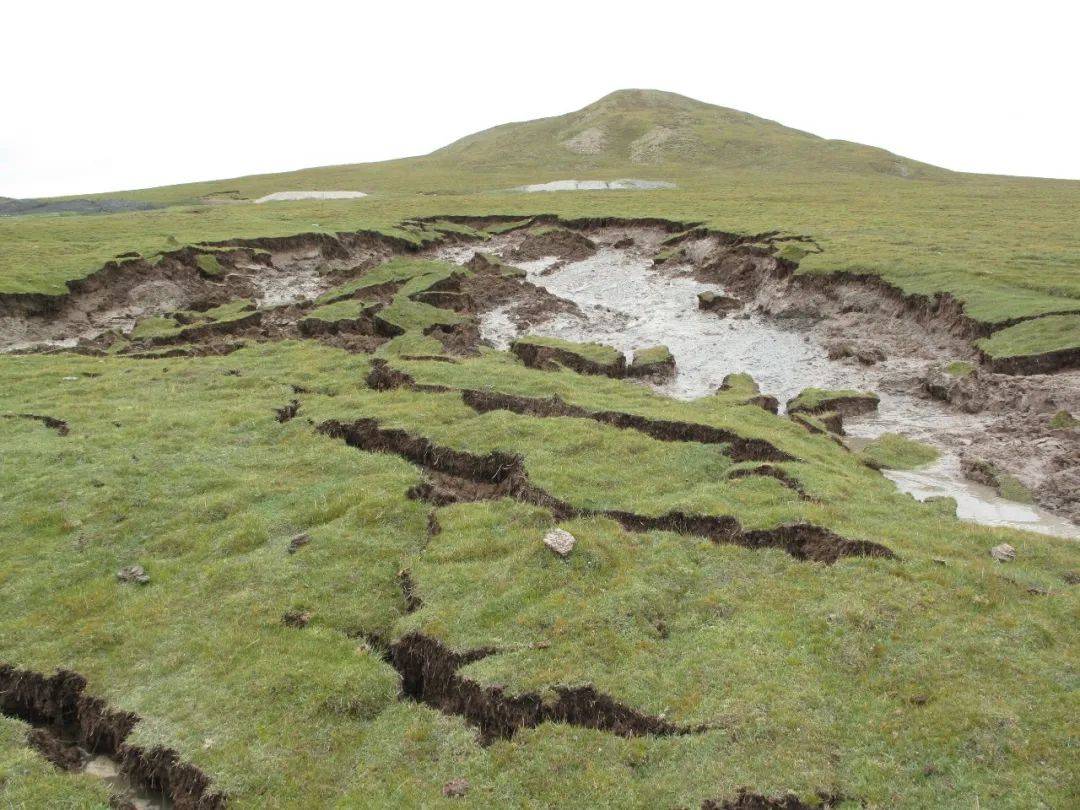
[424,322,482,356]
[385,632,705,744]
[919,366,1080,522]
[397,569,423,613]
[980,345,1080,375]
[505,229,598,264]
[3,413,70,436]
[274,400,300,423]
[0,664,225,808]
[462,253,580,329]
[511,339,628,378]
[317,416,892,564]
[460,388,795,464]
[786,394,879,418]
[702,789,843,809]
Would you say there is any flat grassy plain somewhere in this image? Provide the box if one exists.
[1,90,1079,807]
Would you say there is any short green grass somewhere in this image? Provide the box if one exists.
[975,313,1080,358]
[945,360,976,377]
[857,433,939,470]
[0,343,1077,808]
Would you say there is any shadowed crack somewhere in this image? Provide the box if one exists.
[0,665,225,808]
[381,632,706,743]
[361,365,795,464]
[274,399,300,423]
[728,465,810,498]
[316,418,893,564]
[462,388,795,463]
[3,413,70,436]
[398,569,423,613]
[702,789,845,809]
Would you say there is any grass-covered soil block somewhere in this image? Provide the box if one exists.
[786,387,880,417]
[858,433,939,470]
[961,456,1035,503]
[628,345,675,377]
[976,314,1080,374]
[511,336,628,377]
[298,300,382,336]
[129,299,259,344]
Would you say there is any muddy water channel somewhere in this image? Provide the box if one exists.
[454,245,1079,540]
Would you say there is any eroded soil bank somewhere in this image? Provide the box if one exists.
[2,214,1075,535]
[431,224,1079,538]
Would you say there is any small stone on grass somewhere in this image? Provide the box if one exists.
[116,565,150,585]
[443,779,469,798]
[990,543,1016,562]
[543,528,576,558]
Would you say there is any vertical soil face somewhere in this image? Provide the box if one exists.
[0,665,225,809]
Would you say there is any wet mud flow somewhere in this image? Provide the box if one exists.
[436,233,1079,539]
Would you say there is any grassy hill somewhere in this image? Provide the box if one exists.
[0,91,1078,808]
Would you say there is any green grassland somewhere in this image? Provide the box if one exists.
[1,89,1079,807]
[1,340,1078,808]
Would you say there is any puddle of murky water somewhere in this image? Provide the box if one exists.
[82,753,171,809]
[467,247,1078,539]
[882,455,1079,538]
[513,179,676,192]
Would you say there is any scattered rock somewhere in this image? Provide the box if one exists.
[442,779,469,798]
[628,345,675,378]
[282,609,312,628]
[612,236,635,249]
[990,543,1016,563]
[116,565,150,585]
[826,342,886,365]
[287,533,311,554]
[697,290,742,314]
[543,528,576,558]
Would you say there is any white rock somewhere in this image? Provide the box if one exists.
[543,528,576,558]
[990,543,1016,562]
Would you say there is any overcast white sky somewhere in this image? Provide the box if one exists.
[3,1,1078,198]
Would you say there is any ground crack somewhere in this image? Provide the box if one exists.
[2,413,70,436]
[0,664,225,808]
[379,632,707,744]
[316,417,892,564]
